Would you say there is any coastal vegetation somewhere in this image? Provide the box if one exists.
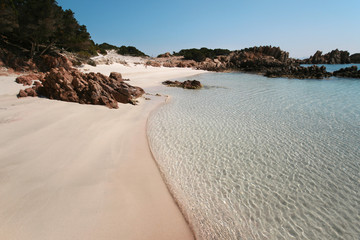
[0,0,147,70]
[0,0,96,58]
[173,48,231,62]
[96,43,147,57]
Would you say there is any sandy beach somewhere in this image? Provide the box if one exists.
[0,62,204,240]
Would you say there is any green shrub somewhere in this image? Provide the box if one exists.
[116,46,147,57]
[87,59,96,66]
[174,48,231,62]
[97,43,119,50]
[77,51,92,59]
[99,48,107,55]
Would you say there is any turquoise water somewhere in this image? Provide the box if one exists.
[301,64,360,72]
[147,72,360,239]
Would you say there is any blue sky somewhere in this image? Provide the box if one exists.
[56,0,360,58]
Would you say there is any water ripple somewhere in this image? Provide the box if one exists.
[148,72,360,240]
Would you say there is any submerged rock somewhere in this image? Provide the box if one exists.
[162,80,202,89]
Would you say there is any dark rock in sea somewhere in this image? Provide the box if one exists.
[182,80,202,89]
[18,67,144,108]
[333,66,360,78]
[162,80,202,89]
[350,53,360,63]
[162,80,180,87]
[265,65,332,79]
[304,49,350,64]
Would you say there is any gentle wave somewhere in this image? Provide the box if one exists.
[148,72,360,239]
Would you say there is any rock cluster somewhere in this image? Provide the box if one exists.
[145,60,162,67]
[0,48,74,72]
[36,54,73,72]
[265,65,332,79]
[156,46,292,73]
[18,68,145,108]
[333,66,360,78]
[162,80,202,89]
[303,49,350,64]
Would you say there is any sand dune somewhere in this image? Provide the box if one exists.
[0,63,204,240]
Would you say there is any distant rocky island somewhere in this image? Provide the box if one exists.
[149,47,360,79]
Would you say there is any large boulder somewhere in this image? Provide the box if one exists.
[182,80,202,89]
[350,53,360,63]
[36,55,73,72]
[15,74,40,86]
[109,72,123,82]
[19,68,144,108]
[17,83,41,98]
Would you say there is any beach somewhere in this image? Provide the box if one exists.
[0,62,204,240]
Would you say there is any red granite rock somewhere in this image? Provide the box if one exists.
[15,74,40,86]
[24,67,145,108]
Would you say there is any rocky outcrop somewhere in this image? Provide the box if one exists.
[18,87,38,97]
[333,66,360,78]
[0,47,74,72]
[15,73,43,86]
[18,68,145,108]
[162,80,202,89]
[145,60,162,67]
[156,46,292,73]
[350,53,360,63]
[36,54,73,72]
[241,46,289,62]
[265,65,332,79]
[304,49,350,64]
[227,53,288,72]
[197,46,291,72]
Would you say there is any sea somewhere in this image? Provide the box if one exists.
[147,65,360,240]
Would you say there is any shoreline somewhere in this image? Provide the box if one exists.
[0,64,205,239]
[145,94,197,235]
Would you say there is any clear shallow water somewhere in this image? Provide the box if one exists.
[301,64,360,72]
[147,72,360,240]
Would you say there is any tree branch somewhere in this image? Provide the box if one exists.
[0,35,30,52]
[39,42,55,56]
